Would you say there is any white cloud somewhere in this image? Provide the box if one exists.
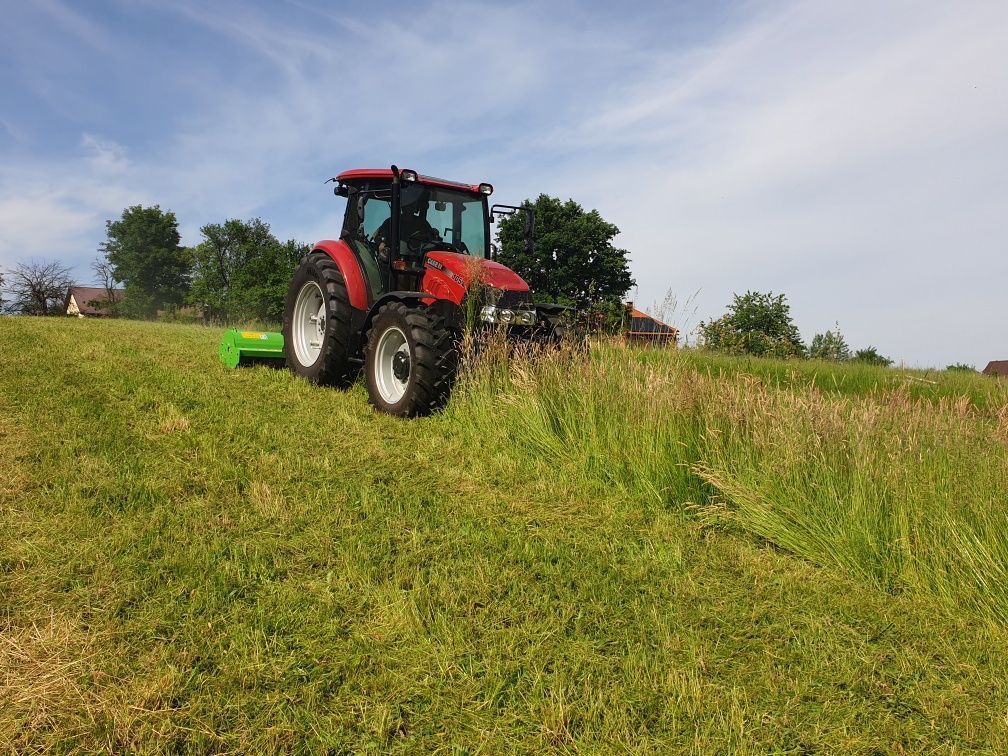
[81,134,130,174]
[0,193,95,263]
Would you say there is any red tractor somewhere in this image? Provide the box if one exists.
[282,165,567,417]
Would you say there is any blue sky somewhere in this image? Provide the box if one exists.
[1,0,1005,367]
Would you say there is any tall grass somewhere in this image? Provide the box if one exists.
[668,347,1008,412]
[453,338,1008,623]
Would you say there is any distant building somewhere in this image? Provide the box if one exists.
[625,303,678,346]
[982,361,1008,378]
[65,286,124,317]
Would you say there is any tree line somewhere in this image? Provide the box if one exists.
[97,205,310,322]
[2,194,636,328]
[5,198,975,372]
[0,205,309,323]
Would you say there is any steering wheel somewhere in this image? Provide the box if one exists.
[405,229,463,255]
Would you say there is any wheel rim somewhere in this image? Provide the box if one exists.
[292,281,325,366]
[374,326,410,404]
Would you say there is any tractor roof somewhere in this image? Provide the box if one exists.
[336,168,485,194]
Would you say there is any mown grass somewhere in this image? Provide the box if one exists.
[2,317,1008,752]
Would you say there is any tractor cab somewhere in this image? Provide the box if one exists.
[333,167,533,301]
[335,169,492,299]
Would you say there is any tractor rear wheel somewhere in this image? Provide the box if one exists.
[364,301,458,417]
[283,251,357,387]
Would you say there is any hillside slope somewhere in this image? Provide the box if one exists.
[2,318,1006,752]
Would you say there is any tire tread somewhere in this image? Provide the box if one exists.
[365,301,458,417]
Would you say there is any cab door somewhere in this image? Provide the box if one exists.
[341,180,391,304]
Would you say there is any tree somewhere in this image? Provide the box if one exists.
[852,346,892,367]
[698,291,804,358]
[100,205,189,318]
[4,259,74,315]
[91,252,122,317]
[496,195,634,318]
[188,218,307,323]
[946,363,976,372]
[809,324,851,361]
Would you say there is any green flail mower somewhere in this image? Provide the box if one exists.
[218,329,285,369]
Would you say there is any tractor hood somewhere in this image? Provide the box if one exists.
[425,251,530,292]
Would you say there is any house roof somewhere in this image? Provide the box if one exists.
[983,360,1008,377]
[627,307,678,337]
[65,286,124,316]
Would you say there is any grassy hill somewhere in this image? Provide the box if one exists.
[2,317,1007,752]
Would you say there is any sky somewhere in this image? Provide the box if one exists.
[1,0,1005,368]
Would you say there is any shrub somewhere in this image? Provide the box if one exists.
[698,291,804,358]
[809,325,851,361]
[852,346,892,367]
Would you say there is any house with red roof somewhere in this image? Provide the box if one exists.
[983,361,1008,378]
[64,286,124,317]
[625,303,678,347]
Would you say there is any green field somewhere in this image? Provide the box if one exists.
[2,317,1007,752]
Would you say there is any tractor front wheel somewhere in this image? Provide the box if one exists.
[364,302,457,417]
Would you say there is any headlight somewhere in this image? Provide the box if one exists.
[480,305,536,325]
[514,310,536,325]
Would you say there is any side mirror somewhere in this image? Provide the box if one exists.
[489,203,535,255]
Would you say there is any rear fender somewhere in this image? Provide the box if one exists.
[312,239,368,311]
